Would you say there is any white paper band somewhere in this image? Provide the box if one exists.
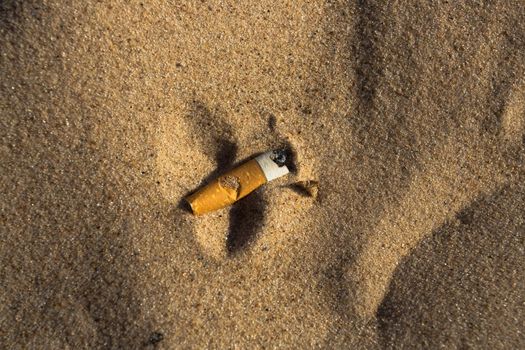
[255,151,290,182]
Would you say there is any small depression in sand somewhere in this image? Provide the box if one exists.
[155,100,318,260]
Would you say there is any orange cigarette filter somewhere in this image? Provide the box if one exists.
[186,150,289,215]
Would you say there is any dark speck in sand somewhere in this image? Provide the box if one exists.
[147,331,164,346]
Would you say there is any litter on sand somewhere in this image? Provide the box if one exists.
[185,149,290,215]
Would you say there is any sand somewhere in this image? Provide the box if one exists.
[1,1,524,348]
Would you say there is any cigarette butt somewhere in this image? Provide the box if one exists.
[186,150,290,215]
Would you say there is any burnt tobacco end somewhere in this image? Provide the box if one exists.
[270,149,287,167]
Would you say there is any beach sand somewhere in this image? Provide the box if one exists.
[1,1,524,348]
